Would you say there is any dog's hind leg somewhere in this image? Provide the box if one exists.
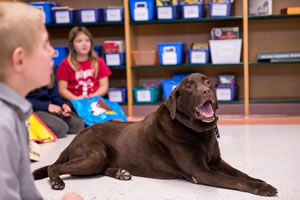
[104,168,132,180]
[48,147,109,190]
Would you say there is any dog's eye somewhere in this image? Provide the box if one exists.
[204,79,211,86]
[186,83,193,89]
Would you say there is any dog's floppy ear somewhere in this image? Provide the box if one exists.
[164,86,179,120]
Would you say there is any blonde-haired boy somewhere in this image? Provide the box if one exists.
[0,2,82,200]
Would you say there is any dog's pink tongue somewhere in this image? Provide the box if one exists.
[200,103,214,117]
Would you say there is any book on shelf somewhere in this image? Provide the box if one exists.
[257,52,300,62]
[249,0,272,16]
[281,7,300,15]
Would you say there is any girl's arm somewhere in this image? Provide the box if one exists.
[58,80,83,100]
[90,77,109,97]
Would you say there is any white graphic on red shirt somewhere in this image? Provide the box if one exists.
[75,69,94,96]
[76,79,94,96]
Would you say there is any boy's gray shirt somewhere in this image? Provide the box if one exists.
[0,83,42,200]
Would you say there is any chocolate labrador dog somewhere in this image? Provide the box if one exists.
[33,73,277,196]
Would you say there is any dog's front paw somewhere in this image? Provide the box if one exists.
[50,177,65,190]
[116,169,132,180]
[254,182,278,196]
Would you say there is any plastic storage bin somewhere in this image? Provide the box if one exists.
[209,39,242,64]
[208,2,232,18]
[75,8,102,23]
[129,0,155,21]
[52,9,73,24]
[215,84,238,101]
[133,87,161,103]
[180,4,205,19]
[156,5,178,20]
[108,88,127,103]
[187,49,210,64]
[104,7,124,22]
[132,50,158,65]
[94,45,102,56]
[104,52,126,66]
[172,72,193,82]
[157,42,185,65]
[161,79,179,100]
[28,2,57,24]
[53,46,69,67]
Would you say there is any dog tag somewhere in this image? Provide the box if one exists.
[212,4,227,16]
[191,51,206,63]
[55,11,70,24]
[81,10,96,23]
[157,6,172,19]
[184,5,199,18]
[105,54,121,66]
[106,9,122,21]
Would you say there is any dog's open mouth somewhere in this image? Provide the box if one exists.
[194,100,215,123]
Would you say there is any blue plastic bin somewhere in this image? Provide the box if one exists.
[28,2,57,24]
[52,9,73,24]
[104,7,124,22]
[187,49,210,64]
[129,0,155,21]
[74,8,102,23]
[133,87,161,103]
[180,4,205,19]
[156,5,178,20]
[172,72,193,82]
[108,88,127,103]
[94,45,102,56]
[208,2,232,18]
[104,52,126,66]
[161,79,179,100]
[53,46,69,67]
[215,84,238,101]
[157,42,185,65]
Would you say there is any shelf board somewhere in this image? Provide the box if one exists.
[46,21,124,28]
[132,100,244,106]
[249,61,300,65]
[132,63,243,69]
[130,16,243,25]
[109,65,126,69]
[250,98,300,104]
[248,14,300,20]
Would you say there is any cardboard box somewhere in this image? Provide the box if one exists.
[281,7,300,15]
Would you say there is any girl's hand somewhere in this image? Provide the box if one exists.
[48,104,62,115]
[62,104,71,117]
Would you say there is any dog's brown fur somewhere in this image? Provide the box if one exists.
[33,73,277,196]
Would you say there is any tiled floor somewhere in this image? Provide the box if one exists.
[31,118,300,200]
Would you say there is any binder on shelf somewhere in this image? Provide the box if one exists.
[257,52,300,62]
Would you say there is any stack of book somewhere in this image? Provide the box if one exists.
[257,52,300,62]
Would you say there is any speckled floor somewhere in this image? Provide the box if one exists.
[31,124,300,200]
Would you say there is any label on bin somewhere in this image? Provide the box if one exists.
[216,88,231,101]
[134,7,149,21]
[137,90,151,102]
[191,51,206,63]
[81,10,96,23]
[106,54,120,66]
[106,9,121,21]
[184,5,199,18]
[157,7,172,19]
[108,91,122,102]
[55,11,70,23]
[219,44,234,57]
[212,4,227,16]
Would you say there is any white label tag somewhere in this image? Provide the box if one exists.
[106,9,121,21]
[219,44,234,57]
[108,90,122,102]
[81,10,96,23]
[55,11,70,23]
[216,88,231,101]
[106,54,120,66]
[162,52,177,65]
[184,5,199,18]
[191,51,206,63]
[134,8,149,21]
[157,7,172,19]
[137,90,151,102]
[212,4,227,16]
[53,50,59,58]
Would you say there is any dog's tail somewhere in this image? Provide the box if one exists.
[32,148,70,180]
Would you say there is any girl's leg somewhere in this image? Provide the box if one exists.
[35,111,69,138]
[62,115,85,135]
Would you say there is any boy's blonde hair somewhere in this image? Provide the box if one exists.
[67,26,99,77]
[0,2,44,73]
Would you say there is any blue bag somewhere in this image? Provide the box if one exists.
[71,96,127,126]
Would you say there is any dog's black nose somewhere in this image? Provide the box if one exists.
[202,88,211,95]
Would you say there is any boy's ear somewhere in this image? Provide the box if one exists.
[11,47,25,72]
